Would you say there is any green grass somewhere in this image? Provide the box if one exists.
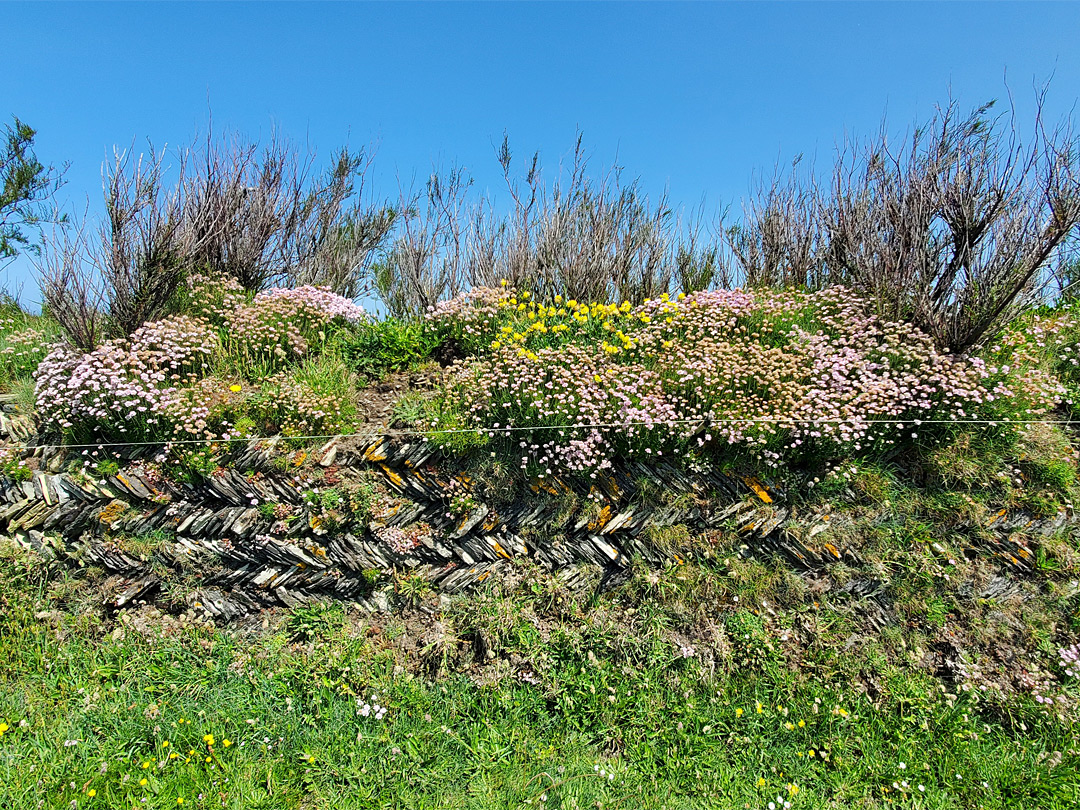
[1,545,1077,810]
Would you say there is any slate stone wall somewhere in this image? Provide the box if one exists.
[0,415,1065,620]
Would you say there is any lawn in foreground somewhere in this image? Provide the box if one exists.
[0,548,1076,810]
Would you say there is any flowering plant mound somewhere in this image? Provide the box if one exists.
[35,315,219,439]
[228,285,366,369]
[35,274,367,446]
[427,285,1064,477]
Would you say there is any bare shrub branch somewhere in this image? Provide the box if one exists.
[823,94,1080,352]
[37,216,105,352]
[377,167,473,318]
[101,142,192,337]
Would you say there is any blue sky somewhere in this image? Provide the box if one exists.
[5,1,1080,300]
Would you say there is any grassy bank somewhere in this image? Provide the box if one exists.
[1,537,1078,810]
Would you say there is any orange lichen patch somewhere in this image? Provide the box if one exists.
[743,477,773,504]
[379,464,404,488]
[363,442,388,462]
[482,519,498,532]
[740,521,757,533]
[587,504,614,531]
[987,509,1008,526]
[530,478,562,496]
[595,473,622,500]
[477,571,491,582]
[97,500,127,526]
[491,541,511,560]
[309,514,324,531]
[1016,546,1031,559]
[291,450,307,467]
[823,542,841,559]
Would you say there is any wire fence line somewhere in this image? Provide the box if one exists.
[1,415,1076,453]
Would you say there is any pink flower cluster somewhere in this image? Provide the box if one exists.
[374,522,433,555]
[35,315,219,437]
[435,286,1056,475]
[228,286,365,365]
[425,286,513,350]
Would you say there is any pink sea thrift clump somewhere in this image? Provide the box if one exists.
[431,285,1061,476]
[228,286,365,364]
[34,315,220,437]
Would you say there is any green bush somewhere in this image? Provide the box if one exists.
[341,318,439,379]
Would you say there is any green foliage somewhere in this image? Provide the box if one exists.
[283,600,347,642]
[0,116,66,261]
[0,448,30,481]
[170,444,221,484]
[0,294,61,391]
[341,317,439,379]
[394,570,433,608]
[0,545,1079,810]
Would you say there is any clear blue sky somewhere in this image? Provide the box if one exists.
[5,1,1080,301]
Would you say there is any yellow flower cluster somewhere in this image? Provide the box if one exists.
[490,285,682,356]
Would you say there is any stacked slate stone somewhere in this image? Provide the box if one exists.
[0,414,1067,618]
